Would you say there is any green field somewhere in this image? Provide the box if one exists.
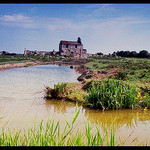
[0,55,75,65]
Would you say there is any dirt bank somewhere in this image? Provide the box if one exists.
[0,61,43,71]
[0,60,88,71]
[74,64,118,82]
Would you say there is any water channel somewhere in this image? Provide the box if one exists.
[0,64,150,145]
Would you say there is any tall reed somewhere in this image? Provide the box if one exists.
[85,79,141,111]
[0,107,116,146]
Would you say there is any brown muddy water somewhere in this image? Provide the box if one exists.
[0,64,150,146]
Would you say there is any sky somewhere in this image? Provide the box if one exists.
[0,3,150,54]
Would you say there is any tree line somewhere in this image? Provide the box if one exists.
[114,50,150,58]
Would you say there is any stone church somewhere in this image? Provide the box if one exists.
[59,37,87,59]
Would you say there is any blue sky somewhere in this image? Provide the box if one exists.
[0,4,150,54]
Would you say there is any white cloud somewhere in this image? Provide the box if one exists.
[0,14,32,22]
[0,14,35,29]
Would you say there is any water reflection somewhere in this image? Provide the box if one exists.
[44,98,150,132]
[44,99,77,114]
[84,107,150,130]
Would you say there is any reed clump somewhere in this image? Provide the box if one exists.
[45,82,86,103]
[45,79,150,111]
[45,82,68,99]
[85,79,150,111]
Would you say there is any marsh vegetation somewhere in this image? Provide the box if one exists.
[46,57,150,111]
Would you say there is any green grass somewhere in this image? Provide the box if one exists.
[45,82,68,99]
[45,79,150,111]
[0,107,117,146]
[45,82,86,103]
[0,55,76,65]
[0,55,33,65]
[0,60,33,65]
[85,57,150,93]
[85,79,150,110]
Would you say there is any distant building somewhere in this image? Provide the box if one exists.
[59,37,87,59]
[24,48,36,56]
[24,48,57,57]
[24,37,88,58]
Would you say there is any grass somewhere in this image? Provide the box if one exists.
[44,57,150,111]
[0,55,80,65]
[0,55,33,65]
[0,107,118,146]
[45,82,86,103]
[45,82,68,99]
[85,57,150,84]
[85,79,150,111]
[0,60,33,65]
[45,79,150,111]
[85,57,150,96]
[23,63,34,67]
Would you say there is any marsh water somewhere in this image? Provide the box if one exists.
[0,64,150,145]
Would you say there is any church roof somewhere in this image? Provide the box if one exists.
[60,40,82,45]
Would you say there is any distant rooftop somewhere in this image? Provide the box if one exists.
[60,40,82,45]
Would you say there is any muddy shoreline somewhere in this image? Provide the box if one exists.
[0,60,88,71]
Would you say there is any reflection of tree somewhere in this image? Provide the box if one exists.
[44,99,78,114]
[84,108,150,131]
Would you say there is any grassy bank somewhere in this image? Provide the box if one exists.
[45,79,150,111]
[45,57,150,111]
[85,57,150,87]
[0,55,89,65]
[0,56,32,65]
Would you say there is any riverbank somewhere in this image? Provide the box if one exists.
[46,57,150,111]
[0,59,89,71]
